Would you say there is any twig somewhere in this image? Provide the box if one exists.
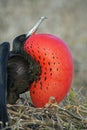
[58,106,87,122]
[8,109,29,119]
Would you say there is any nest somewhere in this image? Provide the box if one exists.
[3,88,87,130]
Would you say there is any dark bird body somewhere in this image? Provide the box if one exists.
[0,34,40,129]
[0,42,10,129]
[7,34,40,104]
[7,55,31,104]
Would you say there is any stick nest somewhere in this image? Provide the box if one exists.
[3,88,87,130]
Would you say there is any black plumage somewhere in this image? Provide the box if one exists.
[0,34,40,128]
[7,34,40,104]
[0,42,10,129]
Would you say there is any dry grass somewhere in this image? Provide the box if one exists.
[3,88,87,130]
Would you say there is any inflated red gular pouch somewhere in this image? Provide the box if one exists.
[24,17,74,108]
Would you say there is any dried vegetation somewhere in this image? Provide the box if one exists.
[4,88,87,130]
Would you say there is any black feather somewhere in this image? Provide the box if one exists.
[7,34,40,104]
[0,42,11,129]
[12,34,26,54]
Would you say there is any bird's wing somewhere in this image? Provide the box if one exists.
[0,42,10,129]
